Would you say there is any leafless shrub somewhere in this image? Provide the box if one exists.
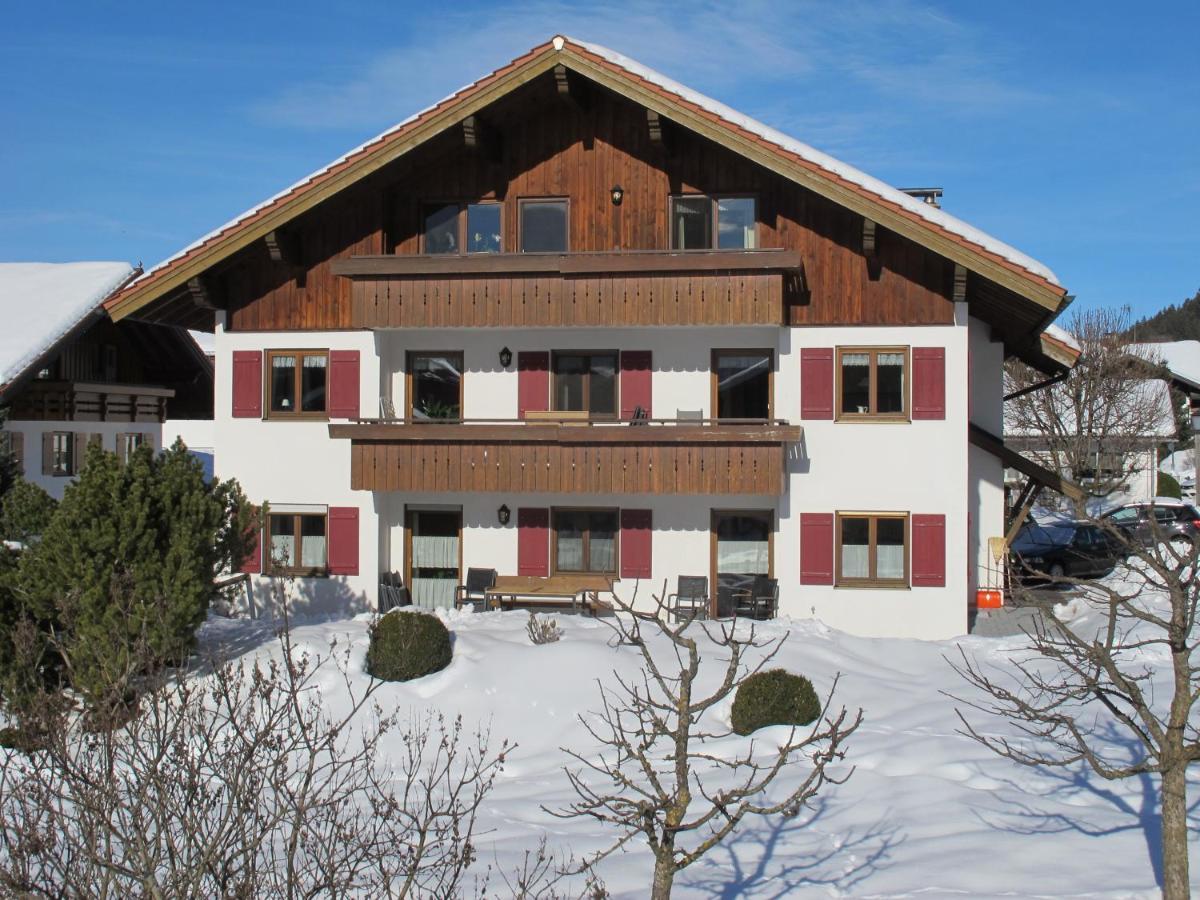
[527,611,563,645]
[0,586,511,898]
[550,585,861,899]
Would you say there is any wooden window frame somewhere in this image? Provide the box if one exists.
[403,506,464,596]
[266,510,329,577]
[518,197,570,254]
[405,350,465,420]
[709,508,775,617]
[711,348,774,421]
[668,194,759,250]
[551,350,620,419]
[835,511,910,588]
[264,349,330,421]
[419,201,504,255]
[50,431,74,477]
[551,506,620,576]
[835,346,911,422]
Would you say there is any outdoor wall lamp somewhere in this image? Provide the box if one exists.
[498,346,513,368]
[497,504,511,526]
[610,184,624,206]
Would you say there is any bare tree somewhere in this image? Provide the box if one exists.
[550,588,860,899]
[961,308,1200,898]
[0,592,510,898]
[1005,305,1176,500]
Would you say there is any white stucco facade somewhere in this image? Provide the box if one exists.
[212,306,1011,639]
[1,419,161,500]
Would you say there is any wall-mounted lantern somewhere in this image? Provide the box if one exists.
[497,504,511,526]
[610,184,624,206]
[498,346,513,368]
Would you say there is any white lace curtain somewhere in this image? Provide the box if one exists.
[716,539,769,574]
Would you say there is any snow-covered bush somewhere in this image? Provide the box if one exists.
[366,609,451,681]
[526,611,563,645]
[730,668,821,736]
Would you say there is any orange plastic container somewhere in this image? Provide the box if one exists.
[976,589,1003,609]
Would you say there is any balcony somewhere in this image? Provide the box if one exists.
[328,417,802,495]
[10,381,175,423]
[330,248,803,329]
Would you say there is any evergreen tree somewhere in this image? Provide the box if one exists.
[9,440,256,709]
[0,479,57,545]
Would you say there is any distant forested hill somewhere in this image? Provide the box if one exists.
[1132,288,1200,341]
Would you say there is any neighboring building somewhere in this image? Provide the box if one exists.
[0,262,213,499]
[103,37,1077,637]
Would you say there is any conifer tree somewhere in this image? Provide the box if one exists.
[10,439,256,709]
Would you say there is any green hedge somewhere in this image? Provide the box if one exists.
[730,668,821,736]
[1158,471,1182,499]
[366,610,452,682]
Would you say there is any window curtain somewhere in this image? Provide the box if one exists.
[716,538,769,574]
[412,535,457,568]
[841,543,869,579]
[301,535,326,568]
[271,533,294,568]
[557,534,584,570]
[411,533,459,611]
[876,544,904,580]
[590,534,615,572]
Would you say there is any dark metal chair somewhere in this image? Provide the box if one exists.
[454,567,497,612]
[629,405,649,425]
[733,575,778,621]
[379,572,410,613]
[667,575,709,623]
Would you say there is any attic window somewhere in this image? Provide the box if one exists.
[422,202,502,254]
[519,199,568,253]
[670,196,757,250]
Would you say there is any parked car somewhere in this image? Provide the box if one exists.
[1099,499,1200,550]
[1009,521,1124,582]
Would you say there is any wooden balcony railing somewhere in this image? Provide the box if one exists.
[329,417,802,495]
[10,381,175,423]
[331,249,804,329]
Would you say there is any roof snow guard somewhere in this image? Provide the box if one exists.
[105,35,1068,327]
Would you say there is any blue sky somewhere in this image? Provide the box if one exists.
[2,1,1197,318]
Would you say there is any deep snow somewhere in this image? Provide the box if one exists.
[196,591,1197,899]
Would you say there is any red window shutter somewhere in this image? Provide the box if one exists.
[799,513,834,585]
[328,506,360,576]
[619,351,652,420]
[912,347,946,420]
[619,509,652,579]
[328,350,361,420]
[517,507,550,576]
[240,521,262,574]
[911,513,946,587]
[231,350,263,418]
[517,352,550,419]
[800,348,834,420]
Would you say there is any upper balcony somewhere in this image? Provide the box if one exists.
[331,248,803,329]
[10,381,175,423]
[329,416,802,495]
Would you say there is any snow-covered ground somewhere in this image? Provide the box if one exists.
[196,588,1197,899]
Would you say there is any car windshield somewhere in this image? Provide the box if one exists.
[1012,523,1075,551]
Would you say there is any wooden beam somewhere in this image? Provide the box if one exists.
[264,229,299,265]
[187,277,215,310]
[646,109,674,155]
[953,263,968,303]
[461,114,502,163]
[862,219,877,256]
[861,219,881,281]
[553,63,591,109]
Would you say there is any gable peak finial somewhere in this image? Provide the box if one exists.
[552,35,565,51]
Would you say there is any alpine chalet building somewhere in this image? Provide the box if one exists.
[104,37,1078,638]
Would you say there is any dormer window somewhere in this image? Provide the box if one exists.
[422,202,502,254]
[670,195,757,250]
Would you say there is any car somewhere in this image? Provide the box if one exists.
[1009,521,1124,582]
[1099,499,1200,550]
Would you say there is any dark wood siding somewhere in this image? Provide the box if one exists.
[221,72,953,332]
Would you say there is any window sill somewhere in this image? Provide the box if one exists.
[263,414,330,422]
[269,568,330,579]
[834,581,910,590]
[834,415,911,424]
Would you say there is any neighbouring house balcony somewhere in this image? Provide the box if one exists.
[10,381,175,423]
[330,249,804,329]
[328,417,802,495]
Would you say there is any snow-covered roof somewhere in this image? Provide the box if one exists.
[0,262,134,386]
[188,329,215,355]
[1005,375,1177,439]
[1130,340,1200,392]
[124,35,1061,300]
[1042,323,1081,354]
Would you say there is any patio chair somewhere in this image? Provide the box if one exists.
[667,575,709,623]
[629,405,649,426]
[455,567,497,612]
[378,572,410,613]
[732,575,778,621]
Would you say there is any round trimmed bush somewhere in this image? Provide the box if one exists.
[730,668,821,736]
[366,610,452,682]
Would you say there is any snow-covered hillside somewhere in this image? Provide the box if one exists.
[197,593,1197,899]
